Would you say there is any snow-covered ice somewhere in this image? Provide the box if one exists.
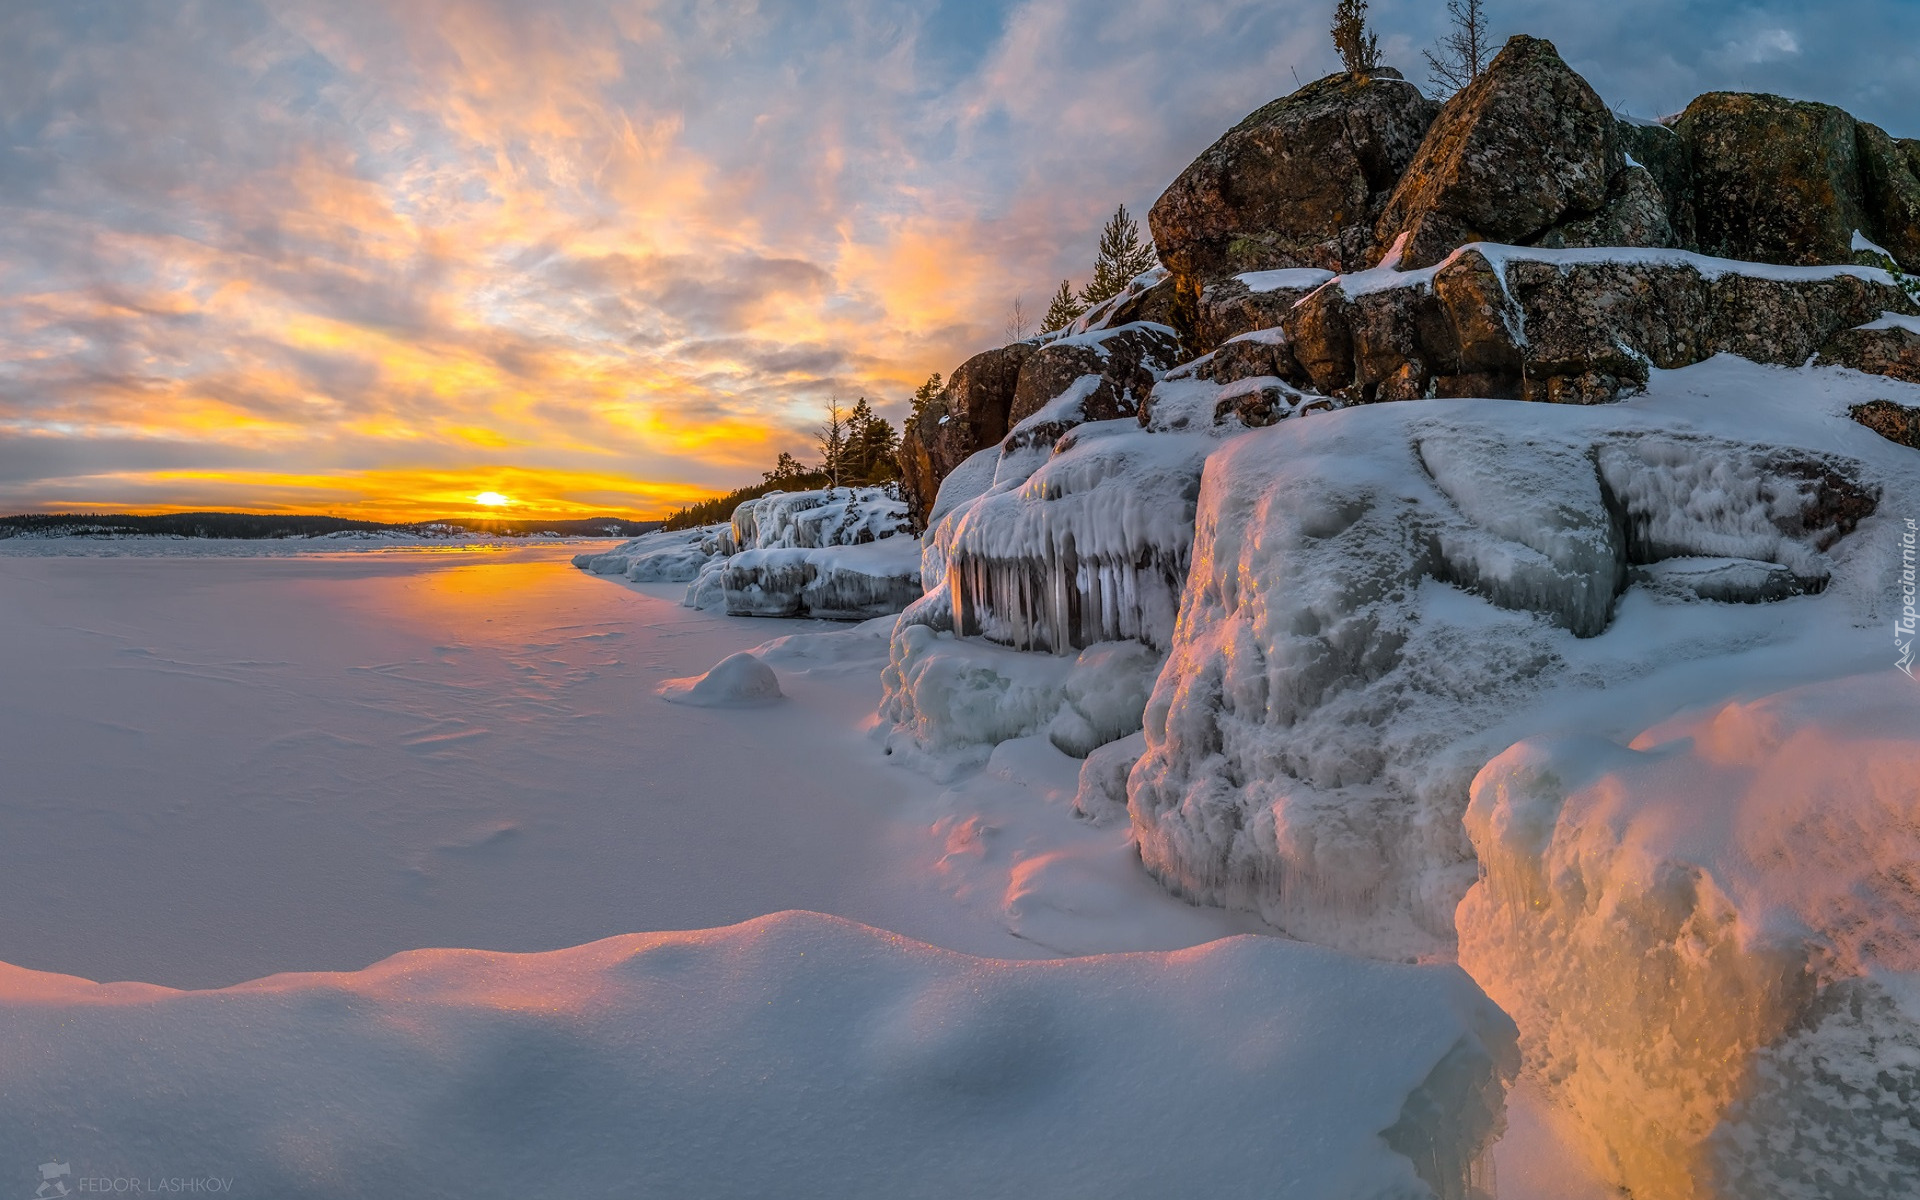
[0,910,1515,1200]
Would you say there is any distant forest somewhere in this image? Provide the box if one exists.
[0,512,660,540]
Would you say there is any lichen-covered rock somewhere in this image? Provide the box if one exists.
[1374,36,1645,269]
[1279,247,1918,405]
[898,342,1034,527]
[1192,272,1332,351]
[1002,323,1184,452]
[1617,118,1697,247]
[1678,92,1874,268]
[1858,121,1920,270]
[1847,398,1920,448]
[1149,68,1438,332]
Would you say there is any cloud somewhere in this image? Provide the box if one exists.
[2,0,1917,517]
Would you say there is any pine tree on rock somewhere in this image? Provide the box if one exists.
[1331,0,1381,75]
[1080,205,1159,307]
[908,373,944,420]
[1041,279,1085,333]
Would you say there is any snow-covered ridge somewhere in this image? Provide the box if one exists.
[0,910,1516,1200]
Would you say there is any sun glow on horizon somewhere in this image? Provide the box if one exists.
[474,492,512,507]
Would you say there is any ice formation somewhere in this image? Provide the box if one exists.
[0,911,1516,1200]
[575,487,923,621]
[1457,672,1920,1200]
[657,651,785,707]
[572,522,731,582]
[1126,371,1907,957]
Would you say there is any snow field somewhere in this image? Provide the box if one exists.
[0,910,1515,1200]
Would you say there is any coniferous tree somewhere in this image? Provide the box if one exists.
[1424,0,1491,94]
[763,451,807,483]
[816,399,848,488]
[1331,0,1381,75]
[1041,279,1085,332]
[1080,205,1158,307]
[908,372,945,420]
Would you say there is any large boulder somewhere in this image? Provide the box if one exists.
[1149,68,1439,337]
[1279,248,1918,405]
[897,343,1033,527]
[1677,92,1877,268]
[1374,36,1658,269]
[1003,323,1184,450]
[1857,122,1920,269]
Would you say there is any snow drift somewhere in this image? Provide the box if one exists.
[1458,672,1920,1200]
[0,911,1516,1200]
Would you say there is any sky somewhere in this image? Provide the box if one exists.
[3,0,1917,519]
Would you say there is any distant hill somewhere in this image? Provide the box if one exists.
[0,512,660,540]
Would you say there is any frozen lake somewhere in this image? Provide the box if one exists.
[0,542,1232,988]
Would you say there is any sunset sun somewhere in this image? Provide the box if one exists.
[473,492,511,507]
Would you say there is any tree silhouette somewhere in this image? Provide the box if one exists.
[1424,0,1491,94]
[1331,0,1381,75]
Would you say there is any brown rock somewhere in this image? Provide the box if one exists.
[1847,399,1920,449]
[1192,276,1325,351]
[1191,333,1305,387]
[1374,36,1632,268]
[1149,68,1438,337]
[896,342,1033,527]
[1278,249,1916,406]
[1857,122,1920,270]
[1818,319,1920,384]
[1617,118,1697,248]
[1002,324,1184,452]
[1677,92,1873,267]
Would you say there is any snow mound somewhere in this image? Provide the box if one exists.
[572,523,730,582]
[0,911,1515,1200]
[657,651,784,707]
[1457,672,1920,1200]
[1129,363,1913,958]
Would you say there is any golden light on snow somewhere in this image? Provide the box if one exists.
[474,492,512,507]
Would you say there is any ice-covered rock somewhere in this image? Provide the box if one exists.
[1127,369,1905,957]
[572,522,731,582]
[730,486,911,551]
[1456,672,1920,1200]
[657,651,785,707]
[0,910,1517,1200]
[880,625,1164,775]
[722,539,922,621]
[636,487,922,620]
